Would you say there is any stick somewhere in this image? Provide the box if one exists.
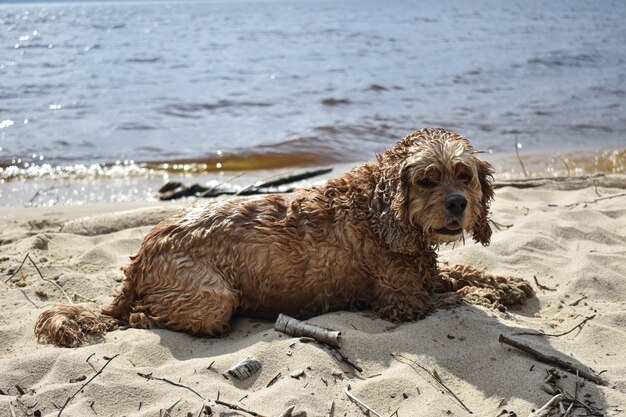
[227,356,261,380]
[266,372,282,388]
[137,372,206,400]
[299,337,362,372]
[533,275,555,292]
[274,313,341,347]
[527,394,565,417]
[391,353,472,414]
[513,315,596,338]
[278,405,295,417]
[215,392,267,417]
[57,354,119,417]
[565,192,626,208]
[5,253,73,304]
[345,387,382,417]
[8,401,16,417]
[498,334,605,385]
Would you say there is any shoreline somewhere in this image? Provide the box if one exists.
[0,145,624,208]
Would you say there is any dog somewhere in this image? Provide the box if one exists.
[35,128,533,347]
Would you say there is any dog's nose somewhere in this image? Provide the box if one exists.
[445,194,467,216]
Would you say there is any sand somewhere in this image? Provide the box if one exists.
[0,174,625,417]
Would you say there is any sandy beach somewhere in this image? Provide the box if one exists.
[0,171,625,417]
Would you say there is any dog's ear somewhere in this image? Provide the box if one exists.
[370,139,423,254]
[471,158,495,245]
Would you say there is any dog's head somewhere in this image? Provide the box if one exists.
[373,128,494,253]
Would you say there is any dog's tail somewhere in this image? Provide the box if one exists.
[35,267,138,348]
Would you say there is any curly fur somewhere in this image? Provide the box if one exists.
[35,128,534,347]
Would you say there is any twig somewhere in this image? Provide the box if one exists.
[489,219,514,231]
[568,295,587,306]
[527,393,565,417]
[196,403,207,417]
[299,337,362,373]
[345,387,382,417]
[391,353,472,414]
[275,313,341,347]
[57,354,119,417]
[533,275,556,291]
[137,372,206,400]
[514,136,528,178]
[513,315,596,338]
[266,372,282,388]
[73,292,97,303]
[498,334,605,385]
[8,401,17,417]
[215,391,267,417]
[5,253,73,304]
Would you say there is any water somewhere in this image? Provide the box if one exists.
[1,0,625,181]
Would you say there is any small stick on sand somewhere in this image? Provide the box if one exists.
[8,400,17,417]
[266,372,282,388]
[533,275,556,292]
[513,315,596,338]
[391,353,472,414]
[5,253,74,304]
[277,405,296,417]
[57,354,119,417]
[299,337,362,373]
[527,393,565,417]
[137,372,206,400]
[498,334,605,385]
[275,313,341,347]
[215,391,267,417]
[345,386,382,417]
[227,356,261,380]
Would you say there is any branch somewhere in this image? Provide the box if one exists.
[498,334,605,385]
[57,354,119,417]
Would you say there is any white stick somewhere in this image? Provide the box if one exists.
[528,394,565,417]
[274,313,341,347]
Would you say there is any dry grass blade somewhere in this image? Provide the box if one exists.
[5,253,74,304]
[391,353,472,414]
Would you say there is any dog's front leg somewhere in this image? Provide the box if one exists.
[371,277,432,323]
[433,264,534,307]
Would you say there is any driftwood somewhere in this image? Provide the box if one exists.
[227,356,262,380]
[158,168,332,200]
[274,314,341,347]
[498,334,605,385]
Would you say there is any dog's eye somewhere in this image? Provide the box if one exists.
[418,178,436,188]
[457,172,471,183]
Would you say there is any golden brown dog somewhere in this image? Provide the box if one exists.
[36,128,533,347]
